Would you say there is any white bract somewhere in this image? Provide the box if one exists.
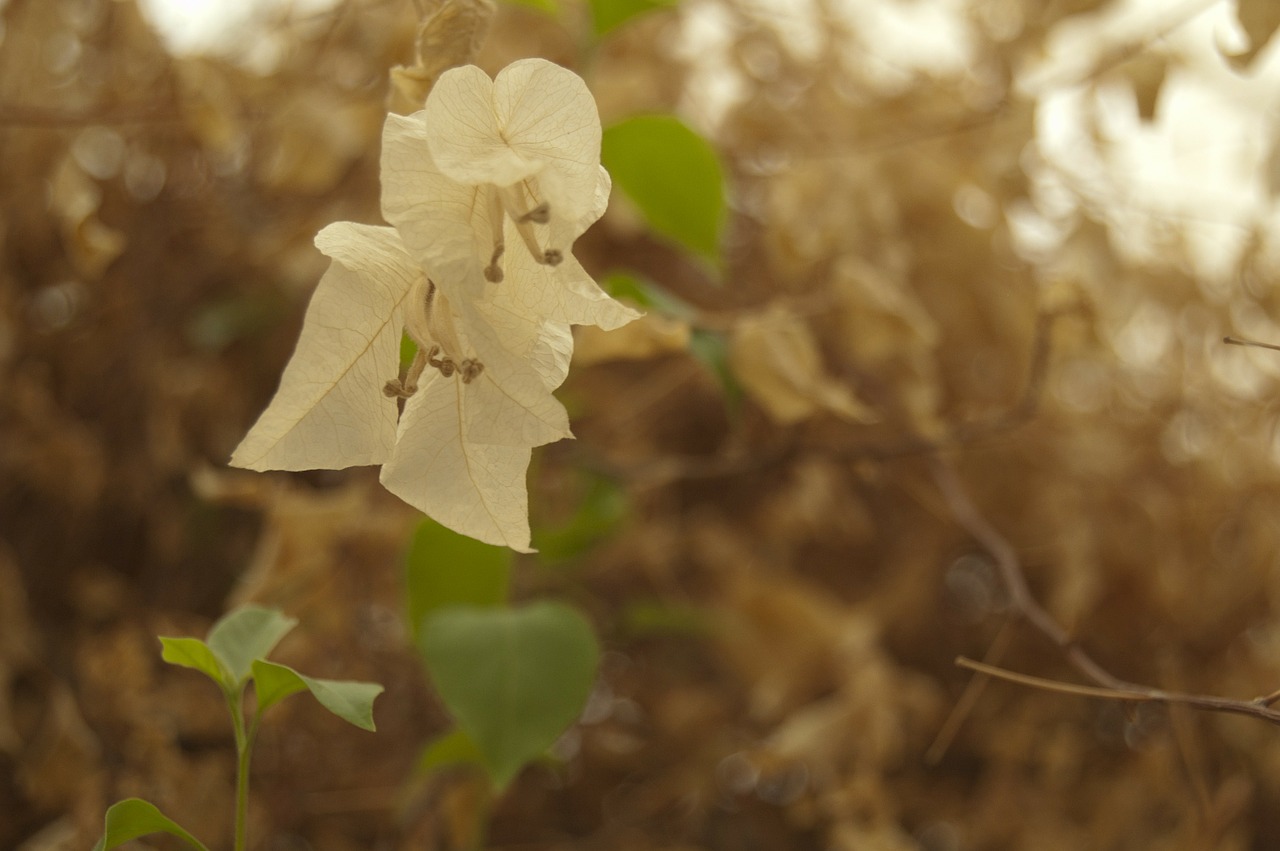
[231,59,638,551]
[381,58,637,337]
[231,223,572,550]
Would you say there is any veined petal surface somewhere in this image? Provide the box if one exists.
[230,223,414,471]
[381,373,534,552]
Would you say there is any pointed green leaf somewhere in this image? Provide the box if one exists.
[249,658,309,715]
[419,602,599,789]
[404,519,511,642]
[159,637,233,691]
[251,659,382,731]
[601,272,697,319]
[206,606,297,686]
[416,725,487,775]
[589,0,677,36]
[602,115,725,262]
[93,798,210,851]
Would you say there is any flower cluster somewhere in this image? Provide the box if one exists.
[231,59,638,551]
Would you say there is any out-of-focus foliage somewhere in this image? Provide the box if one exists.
[602,113,726,262]
[7,0,1280,849]
[419,601,599,789]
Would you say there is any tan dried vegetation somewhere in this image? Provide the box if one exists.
[4,0,1280,848]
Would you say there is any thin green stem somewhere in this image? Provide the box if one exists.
[224,687,253,851]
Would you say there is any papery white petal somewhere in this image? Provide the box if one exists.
[456,298,572,446]
[425,64,540,188]
[529,321,573,390]
[230,223,413,471]
[500,237,640,332]
[380,372,534,552]
[381,112,491,300]
[492,59,601,228]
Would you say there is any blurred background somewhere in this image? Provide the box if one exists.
[5,0,1280,848]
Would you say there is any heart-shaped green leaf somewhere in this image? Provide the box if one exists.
[93,798,209,851]
[419,602,599,789]
[416,725,487,775]
[250,659,383,731]
[404,519,511,642]
[207,606,297,686]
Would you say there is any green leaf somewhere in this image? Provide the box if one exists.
[404,519,511,641]
[249,658,309,714]
[206,606,297,686]
[601,272,696,319]
[416,725,487,775]
[589,0,677,36]
[250,659,383,731]
[93,798,210,851]
[503,0,558,14]
[419,602,599,789]
[159,637,233,692]
[533,474,627,563]
[602,115,725,262]
[688,328,742,416]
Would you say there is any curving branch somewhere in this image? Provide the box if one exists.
[933,458,1280,727]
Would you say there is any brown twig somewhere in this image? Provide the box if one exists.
[926,619,1015,764]
[936,461,1280,727]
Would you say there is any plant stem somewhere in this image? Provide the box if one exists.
[225,688,254,851]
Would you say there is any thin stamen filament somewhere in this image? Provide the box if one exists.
[498,184,561,267]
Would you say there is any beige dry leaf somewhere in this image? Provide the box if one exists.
[573,312,691,366]
[387,0,496,114]
[48,156,125,280]
[729,304,875,425]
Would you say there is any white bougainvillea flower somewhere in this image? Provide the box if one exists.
[230,221,571,550]
[380,58,635,334]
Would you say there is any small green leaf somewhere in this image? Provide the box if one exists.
[602,115,725,262]
[93,798,210,851]
[503,0,558,14]
[688,328,742,416]
[249,658,309,714]
[533,475,627,563]
[251,659,383,731]
[589,0,677,36]
[601,272,696,319]
[207,606,297,686]
[159,637,233,691]
[419,602,599,789]
[416,726,487,775]
[404,519,511,641]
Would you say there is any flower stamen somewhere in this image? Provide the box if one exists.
[484,244,505,283]
[519,202,550,224]
[486,190,506,282]
[384,347,429,399]
[498,184,562,268]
